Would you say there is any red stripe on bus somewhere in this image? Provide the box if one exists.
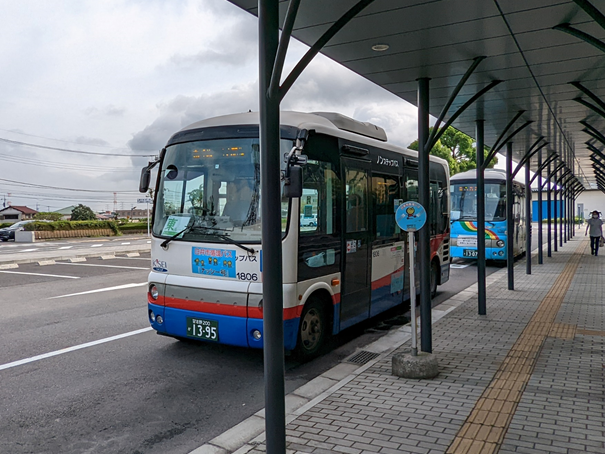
[164,296,247,318]
[370,267,404,290]
[164,296,311,321]
[248,305,304,320]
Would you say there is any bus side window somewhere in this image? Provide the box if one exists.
[430,181,439,236]
[372,174,400,242]
[298,160,341,277]
[405,170,418,202]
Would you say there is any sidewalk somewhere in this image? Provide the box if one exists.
[192,232,604,454]
[0,235,151,267]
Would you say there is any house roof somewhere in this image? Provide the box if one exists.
[53,205,77,215]
[0,205,38,214]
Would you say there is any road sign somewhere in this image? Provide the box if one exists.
[137,198,153,204]
[395,201,426,232]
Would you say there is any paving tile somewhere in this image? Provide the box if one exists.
[240,239,605,454]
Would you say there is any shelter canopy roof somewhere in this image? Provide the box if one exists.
[227,0,605,191]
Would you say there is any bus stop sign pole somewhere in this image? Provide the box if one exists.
[396,202,427,356]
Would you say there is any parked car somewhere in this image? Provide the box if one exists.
[300,214,317,227]
[0,220,35,241]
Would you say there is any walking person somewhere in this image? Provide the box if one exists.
[585,210,604,256]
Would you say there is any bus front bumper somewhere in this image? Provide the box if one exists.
[148,302,300,350]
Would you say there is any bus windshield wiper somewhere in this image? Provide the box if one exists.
[174,224,256,254]
[211,232,256,254]
[160,222,195,249]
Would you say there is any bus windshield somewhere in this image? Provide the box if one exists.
[153,137,293,243]
[450,182,506,221]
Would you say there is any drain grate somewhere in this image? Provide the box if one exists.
[345,350,380,365]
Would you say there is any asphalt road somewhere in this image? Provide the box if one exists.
[0,253,409,454]
[0,226,562,454]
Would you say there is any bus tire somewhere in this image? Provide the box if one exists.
[295,297,327,360]
[430,261,439,298]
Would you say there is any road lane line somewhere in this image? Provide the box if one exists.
[121,242,131,245]
[54,263,149,270]
[58,246,73,250]
[91,244,104,248]
[20,249,39,252]
[0,270,80,279]
[0,327,153,372]
[48,282,147,299]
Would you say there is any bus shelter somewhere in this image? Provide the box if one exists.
[225,1,605,452]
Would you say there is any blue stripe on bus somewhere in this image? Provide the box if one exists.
[148,303,300,350]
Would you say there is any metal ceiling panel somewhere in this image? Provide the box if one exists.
[227,0,605,188]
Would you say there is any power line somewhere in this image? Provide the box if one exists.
[0,153,136,172]
[0,128,131,150]
[0,177,140,193]
[0,137,156,157]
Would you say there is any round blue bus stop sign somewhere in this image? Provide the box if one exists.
[395,201,427,232]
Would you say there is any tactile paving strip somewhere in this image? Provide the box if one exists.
[446,241,587,454]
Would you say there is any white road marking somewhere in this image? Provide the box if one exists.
[58,246,73,250]
[54,262,149,270]
[0,270,80,279]
[91,244,104,248]
[48,282,147,299]
[121,242,131,245]
[450,263,471,269]
[146,241,151,243]
[0,327,153,371]
[20,249,39,252]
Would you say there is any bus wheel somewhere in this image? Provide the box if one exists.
[430,261,439,298]
[295,298,327,360]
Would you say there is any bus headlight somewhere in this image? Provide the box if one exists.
[149,284,159,300]
[496,240,505,248]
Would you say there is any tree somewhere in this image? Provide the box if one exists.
[71,204,97,221]
[408,126,498,175]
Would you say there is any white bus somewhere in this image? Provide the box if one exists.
[141,111,450,358]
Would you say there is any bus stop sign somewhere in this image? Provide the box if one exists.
[396,201,427,232]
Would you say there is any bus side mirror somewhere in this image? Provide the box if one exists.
[283,165,303,198]
[139,167,151,193]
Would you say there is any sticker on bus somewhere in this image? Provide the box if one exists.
[192,247,236,278]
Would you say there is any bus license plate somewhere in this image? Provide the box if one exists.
[187,317,219,341]
[463,249,478,258]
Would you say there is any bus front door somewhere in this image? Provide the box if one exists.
[340,158,371,330]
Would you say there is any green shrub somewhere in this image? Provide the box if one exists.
[34,212,63,221]
[24,220,120,233]
[0,222,12,229]
[119,222,149,232]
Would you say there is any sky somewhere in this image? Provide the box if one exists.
[0,0,475,214]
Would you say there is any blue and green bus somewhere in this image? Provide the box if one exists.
[450,169,527,262]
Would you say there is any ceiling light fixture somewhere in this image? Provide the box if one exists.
[371,44,389,52]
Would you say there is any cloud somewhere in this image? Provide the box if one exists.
[128,83,259,152]
[129,52,421,152]
[166,17,258,69]
[73,136,113,147]
[83,105,126,117]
